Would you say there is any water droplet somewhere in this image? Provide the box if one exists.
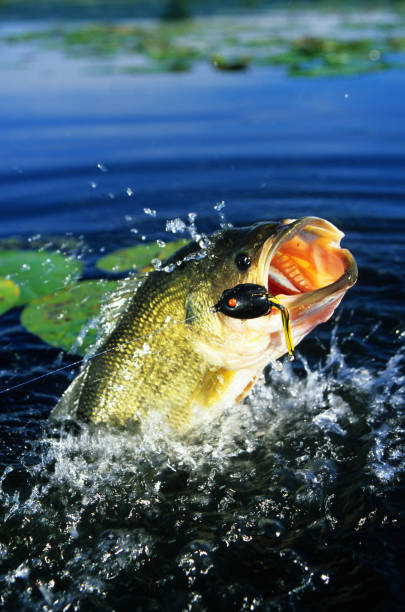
[28,233,41,243]
[188,212,197,223]
[125,215,133,222]
[96,162,108,172]
[321,573,330,584]
[14,563,30,579]
[198,236,210,249]
[344,93,349,99]
[156,240,166,247]
[108,192,115,199]
[144,208,156,217]
[89,181,97,189]
[21,263,31,271]
[165,218,186,234]
[126,187,134,197]
[130,228,139,234]
[213,200,229,228]
[213,201,225,211]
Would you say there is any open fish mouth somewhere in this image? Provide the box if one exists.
[257,217,358,344]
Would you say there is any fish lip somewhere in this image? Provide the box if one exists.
[257,216,358,308]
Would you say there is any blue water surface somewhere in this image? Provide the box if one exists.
[1,36,405,236]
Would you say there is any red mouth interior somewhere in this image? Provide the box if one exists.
[267,230,346,297]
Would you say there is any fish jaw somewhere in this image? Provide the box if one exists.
[261,217,357,348]
[199,217,357,371]
[254,216,357,358]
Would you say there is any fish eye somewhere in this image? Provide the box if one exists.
[235,253,251,270]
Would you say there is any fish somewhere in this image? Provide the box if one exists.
[51,216,357,430]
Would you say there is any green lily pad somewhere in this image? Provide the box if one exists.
[5,14,405,79]
[211,54,250,70]
[21,280,118,356]
[0,278,20,316]
[0,250,83,306]
[96,239,189,273]
[289,58,391,78]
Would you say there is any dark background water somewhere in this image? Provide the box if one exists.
[0,2,404,611]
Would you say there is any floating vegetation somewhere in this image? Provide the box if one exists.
[0,250,82,306]
[0,278,20,316]
[96,238,189,272]
[211,53,250,71]
[21,280,117,355]
[0,239,189,353]
[266,35,398,77]
[3,7,405,77]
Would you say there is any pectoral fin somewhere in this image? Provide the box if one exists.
[193,367,237,408]
[192,367,259,412]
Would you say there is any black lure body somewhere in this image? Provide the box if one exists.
[212,283,295,358]
[212,283,271,319]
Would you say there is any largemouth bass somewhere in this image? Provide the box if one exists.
[52,217,357,429]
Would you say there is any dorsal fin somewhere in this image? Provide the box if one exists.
[87,274,145,357]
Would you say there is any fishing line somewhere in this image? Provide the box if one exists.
[0,310,210,396]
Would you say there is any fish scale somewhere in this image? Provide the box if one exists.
[76,268,208,429]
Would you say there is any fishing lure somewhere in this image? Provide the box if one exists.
[212,283,295,359]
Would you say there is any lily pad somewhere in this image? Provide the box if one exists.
[96,239,189,273]
[21,280,118,356]
[211,54,250,71]
[4,14,405,79]
[0,250,83,306]
[0,278,20,316]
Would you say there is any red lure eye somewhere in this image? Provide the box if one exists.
[228,298,237,308]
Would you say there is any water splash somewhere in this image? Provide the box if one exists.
[0,329,403,609]
[165,218,186,234]
[213,200,232,230]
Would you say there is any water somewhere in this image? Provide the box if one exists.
[1,7,405,611]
